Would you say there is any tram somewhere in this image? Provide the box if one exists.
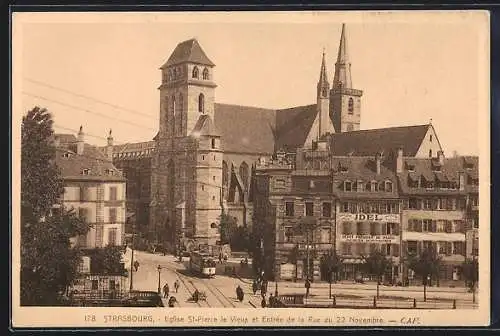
[189,251,216,278]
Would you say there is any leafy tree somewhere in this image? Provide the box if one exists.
[462,258,479,303]
[407,247,441,302]
[320,249,342,298]
[218,213,238,244]
[87,246,126,275]
[21,106,90,305]
[230,226,251,252]
[362,250,393,298]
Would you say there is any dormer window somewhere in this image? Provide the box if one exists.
[192,66,199,79]
[202,68,209,80]
[82,169,91,175]
[62,152,72,158]
[344,180,352,192]
[356,180,364,192]
[370,180,378,192]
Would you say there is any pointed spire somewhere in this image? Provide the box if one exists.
[333,23,352,89]
[317,49,329,98]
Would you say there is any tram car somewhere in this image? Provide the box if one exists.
[189,251,216,277]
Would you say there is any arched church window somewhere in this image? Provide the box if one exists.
[177,94,184,135]
[192,66,199,79]
[348,98,354,114]
[172,95,176,134]
[429,149,433,158]
[222,161,229,188]
[203,68,210,80]
[322,87,327,97]
[198,93,205,113]
[239,162,249,191]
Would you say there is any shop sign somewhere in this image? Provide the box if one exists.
[337,213,399,222]
[340,234,398,243]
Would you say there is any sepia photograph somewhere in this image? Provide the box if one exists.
[11,10,490,327]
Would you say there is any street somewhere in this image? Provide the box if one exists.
[125,249,478,309]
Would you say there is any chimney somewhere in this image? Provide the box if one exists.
[106,129,114,161]
[438,150,445,166]
[375,152,381,175]
[396,147,404,173]
[77,125,85,155]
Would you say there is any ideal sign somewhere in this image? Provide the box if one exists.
[338,213,399,222]
[340,234,398,243]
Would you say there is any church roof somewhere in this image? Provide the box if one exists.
[161,38,215,68]
[274,104,318,153]
[214,103,276,154]
[192,114,221,137]
[328,124,431,157]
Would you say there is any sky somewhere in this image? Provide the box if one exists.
[14,11,489,156]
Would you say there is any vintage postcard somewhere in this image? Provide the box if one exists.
[11,10,490,328]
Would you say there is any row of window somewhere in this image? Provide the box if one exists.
[164,66,210,82]
[283,227,332,244]
[341,201,400,214]
[341,222,399,235]
[407,219,465,233]
[285,201,332,217]
[406,240,465,256]
[78,207,120,223]
[340,242,400,257]
[406,197,467,211]
[76,186,119,201]
[343,180,394,192]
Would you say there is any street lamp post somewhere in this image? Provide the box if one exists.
[157,265,162,294]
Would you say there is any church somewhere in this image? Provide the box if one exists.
[104,24,443,253]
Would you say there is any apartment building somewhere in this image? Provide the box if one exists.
[54,127,127,248]
[397,151,478,284]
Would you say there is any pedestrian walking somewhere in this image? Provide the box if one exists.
[163,283,169,298]
[252,280,258,295]
[133,260,140,272]
[261,296,267,308]
[219,253,223,264]
[260,282,267,297]
[305,278,311,298]
[174,280,180,293]
[236,285,244,302]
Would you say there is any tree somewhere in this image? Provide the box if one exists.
[87,246,126,275]
[218,213,238,245]
[320,249,342,298]
[362,250,393,298]
[21,106,90,305]
[230,226,251,252]
[407,247,441,302]
[462,258,479,303]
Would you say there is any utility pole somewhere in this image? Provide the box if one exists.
[129,226,135,292]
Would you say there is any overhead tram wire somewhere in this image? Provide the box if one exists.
[23,77,156,120]
[23,91,156,131]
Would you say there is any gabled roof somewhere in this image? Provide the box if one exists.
[55,140,125,182]
[161,38,215,68]
[398,156,479,194]
[214,103,276,154]
[274,104,318,153]
[191,114,221,137]
[329,124,431,157]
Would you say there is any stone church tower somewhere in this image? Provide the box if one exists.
[330,24,363,133]
[151,38,222,249]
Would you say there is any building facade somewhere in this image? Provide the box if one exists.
[55,127,127,248]
[101,23,451,256]
[254,138,478,284]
